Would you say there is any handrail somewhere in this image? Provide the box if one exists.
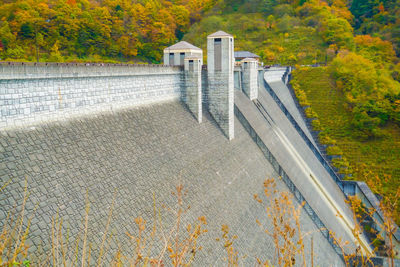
[263,76,345,193]
[236,102,400,265]
[234,105,343,259]
[264,68,400,243]
[0,61,180,68]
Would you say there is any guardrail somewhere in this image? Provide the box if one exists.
[265,67,400,245]
[236,99,400,266]
[263,76,345,192]
[234,105,343,259]
[0,61,178,67]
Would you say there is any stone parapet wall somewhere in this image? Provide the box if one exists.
[0,62,181,80]
[0,63,183,129]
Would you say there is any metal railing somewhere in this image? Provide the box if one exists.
[235,67,400,264]
[264,67,400,244]
[236,96,400,266]
[263,76,345,193]
[234,105,343,259]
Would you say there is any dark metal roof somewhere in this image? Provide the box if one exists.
[234,51,260,58]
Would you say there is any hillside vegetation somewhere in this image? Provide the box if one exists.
[291,67,400,225]
[0,0,216,63]
[351,0,400,57]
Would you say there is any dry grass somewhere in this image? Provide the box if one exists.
[0,178,32,266]
[346,194,399,266]
[253,178,308,267]
[216,224,240,267]
[0,182,207,266]
[2,178,397,266]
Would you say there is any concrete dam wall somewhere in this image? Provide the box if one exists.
[0,63,183,129]
[0,61,347,266]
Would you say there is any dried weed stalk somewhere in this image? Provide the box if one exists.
[254,178,307,267]
[119,184,208,267]
[216,224,240,267]
[339,189,399,267]
[1,181,207,266]
[0,178,32,266]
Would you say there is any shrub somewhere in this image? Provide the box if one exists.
[326,145,343,156]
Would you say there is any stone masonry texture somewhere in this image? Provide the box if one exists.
[184,58,202,123]
[241,61,258,101]
[0,100,343,266]
[0,63,182,129]
[207,35,234,140]
[0,62,347,265]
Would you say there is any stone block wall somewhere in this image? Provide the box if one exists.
[0,101,344,266]
[234,69,241,90]
[207,72,233,137]
[0,63,183,129]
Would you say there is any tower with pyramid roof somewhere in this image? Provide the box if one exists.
[206,30,235,140]
[163,41,203,66]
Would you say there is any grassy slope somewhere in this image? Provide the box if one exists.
[292,67,400,224]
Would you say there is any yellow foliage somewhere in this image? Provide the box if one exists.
[355,35,396,64]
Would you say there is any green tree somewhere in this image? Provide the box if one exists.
[355,35,396,65]
[320,17,354,50]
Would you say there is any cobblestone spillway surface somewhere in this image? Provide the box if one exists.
[0,101,343,266]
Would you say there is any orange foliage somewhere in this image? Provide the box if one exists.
[355,35,396,64]
[0,0,216,62]
[331,0,354,22]
[378,2,385,13]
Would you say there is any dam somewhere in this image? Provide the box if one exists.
[1,31,398,266]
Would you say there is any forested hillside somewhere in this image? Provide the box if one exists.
[351,0,400,56]
[0,0,216,63]
[184,0,400,141]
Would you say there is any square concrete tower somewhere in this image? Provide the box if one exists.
[207,31,234,140]
[241,57,259,100]
[163,41,203,66]
[184,56,202,123]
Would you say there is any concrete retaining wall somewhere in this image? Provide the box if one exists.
[0,63,183,129]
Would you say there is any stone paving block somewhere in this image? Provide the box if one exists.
[0,101,343,266]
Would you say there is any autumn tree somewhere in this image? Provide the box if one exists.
[355,35,396,65]
[330,51,400,137]
[0,0,216,62]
